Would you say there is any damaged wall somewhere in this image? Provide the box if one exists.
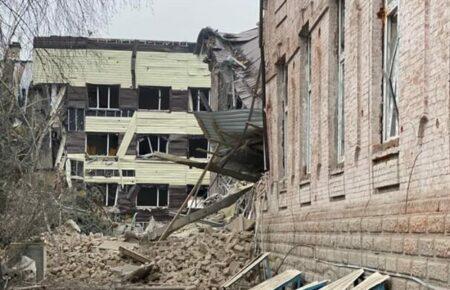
[260,0,450,289]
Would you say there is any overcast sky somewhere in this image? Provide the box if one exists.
[102,0,260,42]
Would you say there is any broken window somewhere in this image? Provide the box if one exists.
[301,34,312,174]
[136,135,169,157]
[67,108,85,131]
[87,84,119,110]
[70,160,84,177]
[104,184,118,207]
[137,184,169,207]
[86,133,119,156]
[186,185,209,199]
[382,1,399,142]
[139,86,170,110]
[188,136,208,158]
[189,88,210,112]
[86,169,120,177]
[336,0,345,163]
[277,60,288,176]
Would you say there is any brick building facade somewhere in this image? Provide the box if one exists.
[259,0,450,288]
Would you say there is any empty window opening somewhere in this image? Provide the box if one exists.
[186,184,209,208]
[382,3,399,142]
[86,133,119,156]
[70,160,84,177]
[336,0,345,163]
[277,60,288,176]
[136,135,169,157]
[86,169,119,177]
[137,184,169,207]
[67,108,85,131]
[188,136,208,158]
[189,88,210,112]
[139,86,170,110]
[87,183,118,207]
[87,84,119,110]
[122,170,135,177]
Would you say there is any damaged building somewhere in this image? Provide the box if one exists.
[259,0,450,289]
[32,36,213,220]
[192,27,265,195]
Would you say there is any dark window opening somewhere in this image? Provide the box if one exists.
[137,135,169,157]
[86,133,118,156]
[186,185,209,199]
[70,160,84,177]
[139,86,170,110]
[106,184,118,207]
[190,88,210,112]
[67,108,85,131]
[137,184,168,207]
[87,84,120,109]
[122,170,135,177]
[188,136,208,158]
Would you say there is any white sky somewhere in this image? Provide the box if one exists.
[102,0,260,42]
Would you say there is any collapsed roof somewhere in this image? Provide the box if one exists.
[195,27,261,109]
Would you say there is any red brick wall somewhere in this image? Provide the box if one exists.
[259,0,450,288]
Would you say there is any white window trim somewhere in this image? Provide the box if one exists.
[69,159,84,179]
[85,133,117,157]
[105,184,118,207]
[189,88,210,112]
[382,0,399,142]
[136,135,169,156]
[89,86,119,110]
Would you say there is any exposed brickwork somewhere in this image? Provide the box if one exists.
[259,0,450,288]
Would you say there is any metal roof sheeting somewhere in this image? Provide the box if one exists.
[194,109,263,144]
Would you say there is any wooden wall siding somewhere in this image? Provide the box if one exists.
[66,132,85,153]
[169,135,188,156]
[170,90,189,112]
[68,154,210,186]
[120,88,138,108]
[168,185,186,209]
[66,86,86,108]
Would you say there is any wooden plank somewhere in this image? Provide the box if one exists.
[296,280,329,290]
[353,272,389,290]
[222,252,271,288]
[249,269,302,290]
[119,246,152,264]
[321,269,364,290]
[117,113,137,157]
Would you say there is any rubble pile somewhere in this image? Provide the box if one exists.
[41,221,255,289]
[42,228,126,285]
[137,227,254,287]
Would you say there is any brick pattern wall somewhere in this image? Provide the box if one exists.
[260,0,450,288]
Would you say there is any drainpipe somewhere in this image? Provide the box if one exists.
[259,0,269,171]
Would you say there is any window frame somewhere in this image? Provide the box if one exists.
[87,84,120,111]
[382,0,399,142]
[138,86,171,111]
[336,0,345,163]
[136,134,170,157]
[85,133,119,157]
[136,184,169,208]
[276,60,288,177]
[67,108,85,132]
[69,159,84,178]
[189,87,210,112]
[105,183,118,207]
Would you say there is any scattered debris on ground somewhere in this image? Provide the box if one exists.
[30,218,256,289]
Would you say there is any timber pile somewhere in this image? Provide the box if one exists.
[41,222,254,289]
